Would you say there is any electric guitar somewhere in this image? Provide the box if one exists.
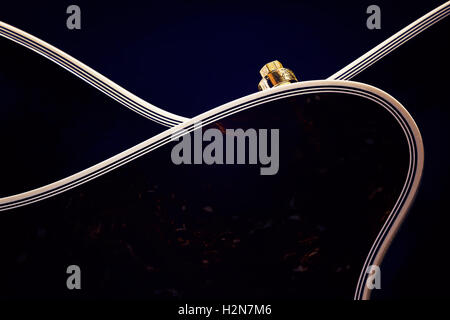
[1,2,449,300]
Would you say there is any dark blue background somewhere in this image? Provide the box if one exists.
[1,0,443,116]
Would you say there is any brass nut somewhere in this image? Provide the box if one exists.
[258,60,298,91]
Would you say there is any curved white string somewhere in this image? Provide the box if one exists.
[0,21,188,127]
[329,1,450,80]
[0,80,418,212]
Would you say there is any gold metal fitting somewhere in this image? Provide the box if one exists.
[258,60,298,91]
